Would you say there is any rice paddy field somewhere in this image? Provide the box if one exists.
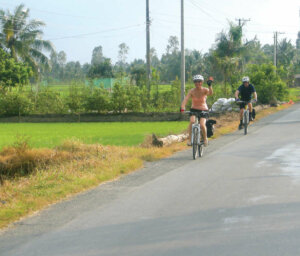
[3,84,298,150]
[0,122,188,149]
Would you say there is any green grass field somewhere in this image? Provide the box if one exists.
[17,83,176,97]
[288,87,300,102]
[45,84,174,94]
[0,122,188,149]
[12,83,74,96]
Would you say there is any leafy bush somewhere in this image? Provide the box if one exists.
[111,82,127,113]
[246,63,288,104]
[83,86,111,113]
[125,85,142,112]
[0,91,33,116]
[152,91,166,112]
[66,85,85,114]
[151,78,180,112]
[130,65,146,87]
[0,49,32,88]
[34,89,66,114]
[139,86,151,112]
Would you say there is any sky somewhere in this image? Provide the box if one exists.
[1,0,299,64]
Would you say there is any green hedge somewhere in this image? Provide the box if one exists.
[0,69,290,117]
[0,82,182,116]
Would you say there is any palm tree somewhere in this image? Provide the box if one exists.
[213,22,247,95]
[0,4,54,75]
[215,22,244,59]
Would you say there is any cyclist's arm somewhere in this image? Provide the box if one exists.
[181,90,192,109]
[235,90,240,100]
[253,92,257,101]
[207,85,213,96]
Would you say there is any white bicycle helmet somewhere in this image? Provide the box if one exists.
[242,76,250,83]
[193,74,204,82]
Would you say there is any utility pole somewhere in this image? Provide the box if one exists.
[273,32,277,67]
[180,0,185,103]
[273,31,285,68]
[235,18,250,27]
[146,0,151,93]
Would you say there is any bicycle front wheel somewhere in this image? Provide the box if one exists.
[198,130,204,157]
[192,127,198,160]
[244,111,248,135]
[198,144,204,157]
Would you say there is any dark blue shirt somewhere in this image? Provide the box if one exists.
[238,84,256,101]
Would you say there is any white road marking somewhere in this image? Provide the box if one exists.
[249,195,272,203]
[223,216,252,225]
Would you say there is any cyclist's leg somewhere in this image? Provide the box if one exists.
[248,102,253,121]
[248,102,253,112]
[200,117,208,146]
[239,107,244,120]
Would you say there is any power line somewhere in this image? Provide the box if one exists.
[0,1,105,20]
[153,17,297,38]
[187,0,225,26]
[245,29,295,36]
[151,11,215,21]
[145,13,300,34]
[0,23,144,41]
[151,12,299,31]
[0,13,144,38]
[250,22,299,29]
[154,17,220,30]
[45,24,143,41]
[193,0,233,19]
[155,18,267,38]
[89,28,145,40]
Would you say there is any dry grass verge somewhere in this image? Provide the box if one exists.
[0,140,186,229]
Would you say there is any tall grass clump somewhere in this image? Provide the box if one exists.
[0,137,71,179]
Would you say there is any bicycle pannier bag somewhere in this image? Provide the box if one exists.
[206,119,217,138]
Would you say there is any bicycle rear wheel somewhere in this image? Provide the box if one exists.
[192,127,198,160]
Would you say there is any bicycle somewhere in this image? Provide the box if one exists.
[186,111,209,160]
[236,100,255,135]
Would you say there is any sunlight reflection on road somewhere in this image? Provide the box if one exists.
[257,144,300,182]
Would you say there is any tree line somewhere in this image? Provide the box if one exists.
[0,4,299,113]
[43,24,300,90]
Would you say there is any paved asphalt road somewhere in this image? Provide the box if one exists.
[0,104,300,256]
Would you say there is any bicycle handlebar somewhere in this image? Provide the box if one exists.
[236,99,256,104]
[184,110,210,120]
[184,110,209,114]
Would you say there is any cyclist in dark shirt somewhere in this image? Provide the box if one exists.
[235,76,257,130]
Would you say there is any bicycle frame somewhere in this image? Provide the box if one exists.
[186,111,208,159]
[237,100,253,135]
